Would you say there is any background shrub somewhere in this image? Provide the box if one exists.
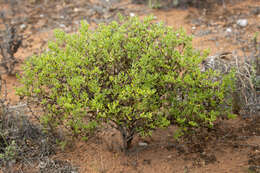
[132,0,224,9]
[17,15,235,151]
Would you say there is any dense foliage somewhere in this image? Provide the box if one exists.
[17,15,235,150]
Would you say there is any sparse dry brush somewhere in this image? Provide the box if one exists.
[202,33,260,117]
[0,29,60,171]
[0,74,66,172]
[132,0,226,9]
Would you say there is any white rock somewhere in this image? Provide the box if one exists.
[40,14,44,18]
[226,27,232,33]
[59,24,66,28]
[192,26,196,30]
[38,161,47,169]
[130,13,135,17]
[138,142,148,147]
[237,19,248,27]
[20,24,26,30]
[74,21,80,25]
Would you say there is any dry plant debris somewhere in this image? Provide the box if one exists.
[0,12,22,75]
[202,36,260,117]
[0,69,78,173]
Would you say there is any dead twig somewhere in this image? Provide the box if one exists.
[0,12,22,75]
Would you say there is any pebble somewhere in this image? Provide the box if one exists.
[195,29,212,37]
[191,18,202,26]
[74,21,80,25]
[138,142,148,147]
[38,161,47,169]
[226,27,232,33]
[59,24,66,28]
[192,26,196,30]
[237,19,248,27]
[251,7,260,15]
[130,13,135,17]
[20,24,27,30]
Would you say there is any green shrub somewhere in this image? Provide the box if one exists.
[0,139,17,164]
[17,15,235,151]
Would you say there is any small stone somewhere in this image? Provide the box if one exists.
[40,14,44,18]
[74,8,79,12]
[195,30,212,37]
[251,7,260,15]
[130,13,135,17]
[143,159,151,164]
[74,21,80,25]
[59,24,66,28]
[237,19,248,27]
[138,142,148,147]
[226,27,232,33]
[192,26,196,30]
[20,24,26,30]
[39,161,47,169]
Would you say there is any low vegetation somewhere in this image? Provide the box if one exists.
[17,15,236,151]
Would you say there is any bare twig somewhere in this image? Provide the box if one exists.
[0,12,22,75]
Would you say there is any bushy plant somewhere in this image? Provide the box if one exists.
[0,140,17,164]
[17,15,235,151]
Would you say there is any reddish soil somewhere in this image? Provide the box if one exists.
[0,0,260,172]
